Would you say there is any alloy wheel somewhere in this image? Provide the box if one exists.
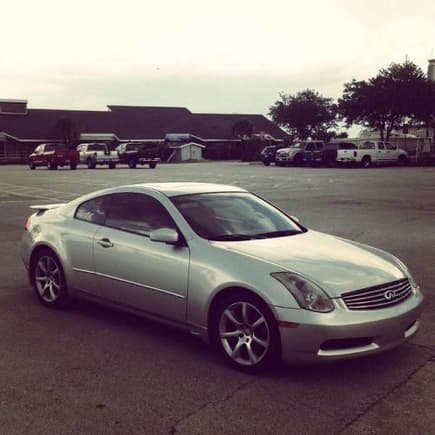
[219,301,270,366]
[35,255,61,303]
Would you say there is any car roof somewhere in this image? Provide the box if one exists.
[131,182,246,197]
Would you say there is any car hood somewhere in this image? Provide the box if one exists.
[215,230,405,297]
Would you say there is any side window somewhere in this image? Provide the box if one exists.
[385,142,396,150]
[35,145,42,154]
[305,143,315,151]
[316,143,323,150]
[75,196,110,225]
[360,141,375,150]
[105,193,176,236]
[378,142,385,150]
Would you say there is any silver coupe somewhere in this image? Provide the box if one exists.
[21,183,424,371]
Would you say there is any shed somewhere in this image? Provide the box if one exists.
[168,142,205,162]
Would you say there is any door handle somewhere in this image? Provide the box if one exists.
[98,238,114,248]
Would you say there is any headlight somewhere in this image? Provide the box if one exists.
[271,272,334,313]
[394,258,419,289]
[406,271,418,289]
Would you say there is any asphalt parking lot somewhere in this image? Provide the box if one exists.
[1,162,434,434]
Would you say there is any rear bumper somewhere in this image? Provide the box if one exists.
[274,288,424,363]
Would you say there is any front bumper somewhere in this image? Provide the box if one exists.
[274,288,424,363]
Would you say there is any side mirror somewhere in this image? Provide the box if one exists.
[150,228,179,244]
[290,215,299,223]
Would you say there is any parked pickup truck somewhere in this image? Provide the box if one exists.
[331,139,409,167]
[29,143,79,170]
[116,142,161,169]
[275,141,325,166]
[76,143,119,169]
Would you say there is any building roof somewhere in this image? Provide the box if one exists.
[0,104,289,142]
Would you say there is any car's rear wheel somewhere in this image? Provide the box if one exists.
[149,162,157,169]
[128,159,137,169]
[29,161,35,170]
[108,162,116,169]
[87,158,96,169]
[70,162,77,170]
[31,249,69,308]
[262,160,270,166]
[211,292,281,372]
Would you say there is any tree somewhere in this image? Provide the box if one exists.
[338,61,431,141]
[53,117,80,149]
[269,89,337,141]
[232,119,254,139]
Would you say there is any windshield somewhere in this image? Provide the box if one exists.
[172,192,304,241]
[290,142,305,149]
[46,144,68,152]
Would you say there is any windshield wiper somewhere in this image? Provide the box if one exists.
[211,234,256,241]
[253,230,301,238]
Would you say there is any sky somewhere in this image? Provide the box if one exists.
[2,0,434,119]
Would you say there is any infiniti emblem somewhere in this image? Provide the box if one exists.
[384,290,396,300]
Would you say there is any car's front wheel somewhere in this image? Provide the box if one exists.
[361,156,371,168]
[211,292,281,372]
[398,155,408,166]
[293,153,304,166]
[31,249,69,308]
[29,161,35,170]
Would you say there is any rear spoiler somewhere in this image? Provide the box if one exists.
[30,203,66,211]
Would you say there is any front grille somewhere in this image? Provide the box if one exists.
[341,278,412,310]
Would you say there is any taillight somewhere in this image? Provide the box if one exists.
[25,216,32,231]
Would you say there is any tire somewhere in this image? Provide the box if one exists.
[29,161,36,170]
[128,159,137,169]
[361,156,371,168]
[30,248,69,308]
[87,159,96,169]
[70,163,77,170]
[149,162,157,169]
[262,160,270,166]
[210,291,281,372]
[398,155,408,166]
[293,154,304,166]
[108,163,116,169]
